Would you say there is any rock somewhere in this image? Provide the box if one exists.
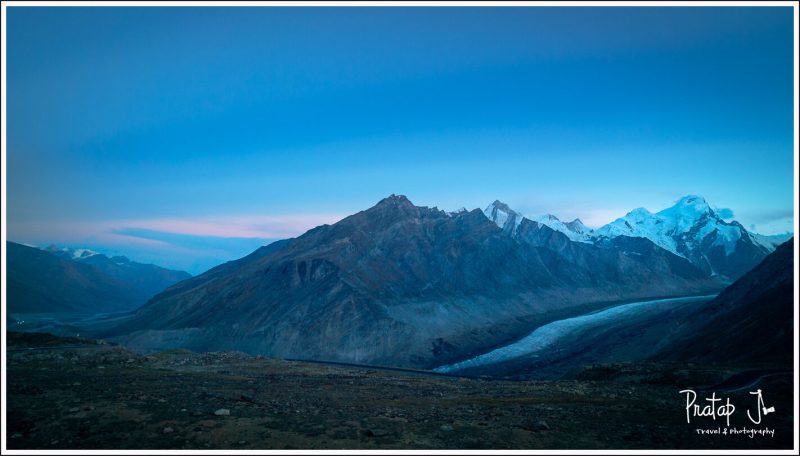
[191,411,205,416]
[440,424,454,432]
[214,408,230,416]
[68,407,80,413]
[239,394,255,403]
[163,427,174,434]
[530,420,550,431]
[363,428,391,437]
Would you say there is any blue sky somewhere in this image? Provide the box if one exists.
[6,6,795,274]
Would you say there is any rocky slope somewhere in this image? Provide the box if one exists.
[654,237,794,365]
[106,195,721,368]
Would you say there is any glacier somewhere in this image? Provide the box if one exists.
[433,294,716,374]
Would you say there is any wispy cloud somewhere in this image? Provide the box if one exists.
[8,212,348,274]
[735,208,794,236]
[714,207,735,220]
[11,213,345,242]
[102,213,347,239]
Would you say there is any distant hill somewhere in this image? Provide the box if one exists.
[7,242,190,314]
[43,245,191,304]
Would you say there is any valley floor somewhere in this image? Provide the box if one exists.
[5,332,794,450]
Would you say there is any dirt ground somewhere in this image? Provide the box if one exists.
[5,332,794,450]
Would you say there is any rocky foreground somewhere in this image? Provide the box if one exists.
[6,332,793,450]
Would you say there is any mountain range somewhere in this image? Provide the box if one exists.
[8,194,791,371]
[7,242,190,314]
[103,194,760,367]
[484,195,783,281]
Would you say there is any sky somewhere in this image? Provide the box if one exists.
[6,6,796,274]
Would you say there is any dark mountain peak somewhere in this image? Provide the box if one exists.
[565,218,590,234]
[488,200,513,212]
[375,194,414,209]
[456,207,500,231]
[358,194,416,219]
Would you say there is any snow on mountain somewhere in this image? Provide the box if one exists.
[483,200,525,234]
[595,196,746,257]
[483,201,595,242]
[532,214,595,243]
[565,218,592,236]
[482,195,778,280]
[751,232,793,251]
[70,248,101,260]
[595,207,678,254]
[44,245,101,260]
[592,195,777,280]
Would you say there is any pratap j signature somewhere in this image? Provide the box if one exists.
[679,389,775,426]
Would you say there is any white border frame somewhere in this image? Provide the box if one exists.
[1,1,798,455]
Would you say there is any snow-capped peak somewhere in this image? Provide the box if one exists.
[43,245,103,261]
[71,248,100,260]
[656,195,716,230]
[671,195,711,212]
[532,214,594,243]
[482,201,596,242]
[627,207,652,217]
[483,200,524,234]
[565,218,591,235]
[596,195,745,258]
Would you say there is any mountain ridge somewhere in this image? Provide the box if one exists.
[105,195,723,368]
[485,195,777,280]
[7,241,190,314]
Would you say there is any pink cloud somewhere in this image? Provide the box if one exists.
[9,213,348,244]
[109,213,347,239]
